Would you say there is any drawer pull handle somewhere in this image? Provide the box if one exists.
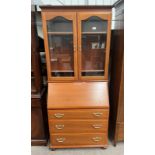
[54,113,64,118]
[93,112,103,117]
[92,124,103,129]
[55,124,64,130]
[92,137,102,142]
[56,138,65,143]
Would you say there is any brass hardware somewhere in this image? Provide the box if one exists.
[54,113,64,118]
[92,137,102,142]
[56,137,66,143]
[93,112,103,117]
[55,124,64,130]
[92,124,103,129]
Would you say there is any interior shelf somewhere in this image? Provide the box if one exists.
[83,49,106,51]
[48,32,73,35]
[52,70,74,72]
[82,31,107,34]
[81,70,104,72]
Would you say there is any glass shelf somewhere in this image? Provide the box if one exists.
[82,32,107,34]
[81,70,104,72]
[52,70,73,72]
[51,71,74,77]
[48,32,73,35]
[81,71,104,76]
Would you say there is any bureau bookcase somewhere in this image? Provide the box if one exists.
[41,5,112,150]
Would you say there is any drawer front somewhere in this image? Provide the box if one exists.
[51,133,108,146]
[49,120,108,133]
[48,109,109,119]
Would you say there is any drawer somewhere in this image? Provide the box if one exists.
[51,133,108,146]
[48,109,109,119]
[49,119,108,133]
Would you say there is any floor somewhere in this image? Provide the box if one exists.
[31,141,124,155]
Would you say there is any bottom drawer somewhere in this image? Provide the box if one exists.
[50,133,108,147]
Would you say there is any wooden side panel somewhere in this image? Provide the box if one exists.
[117,63,124,123]
[31,89,49,146]
[109,30,124,145]
[109,0,124,145]
[31,106,45,139]
[116,123,124,141]
[31,11,42,93]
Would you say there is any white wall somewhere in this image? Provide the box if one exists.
[32,0,118,6]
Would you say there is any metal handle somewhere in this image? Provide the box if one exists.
[92,124,103,129]
[92,137,102,142]
[93,112,103,117]
[55,124,64,130]
[56,137,65,143]
[54,113,64,118]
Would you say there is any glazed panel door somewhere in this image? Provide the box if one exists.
[77,12,111,81]
[42,12,78,81]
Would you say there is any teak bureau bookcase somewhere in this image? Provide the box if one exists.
[41,5,112,149]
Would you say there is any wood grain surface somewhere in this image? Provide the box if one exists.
[50,133,108,147]
[49,119,108,133]
[48,109,109,119]
[48,82,109,109]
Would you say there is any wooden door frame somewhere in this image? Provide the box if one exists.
[77,12,112,81]
[41,12,78,82]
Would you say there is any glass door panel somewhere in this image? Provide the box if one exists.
[81,16,108,77]
[47,16,72,33]
[47,17,75,77]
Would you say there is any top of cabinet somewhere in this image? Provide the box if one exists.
[40,5,113,12]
